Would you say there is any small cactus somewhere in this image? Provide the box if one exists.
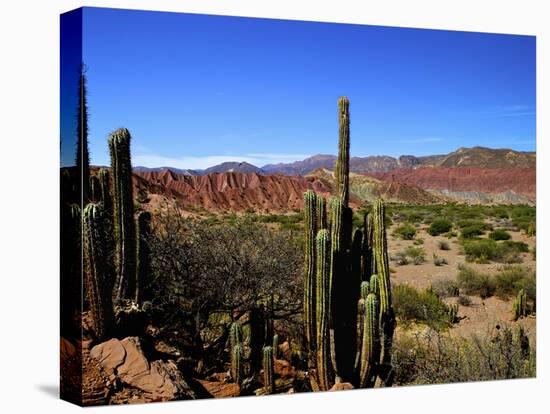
[447,304,459,324]
[360,281,370,300]
[369,274,380,296]
[272,334,279,359]
[263,346,274,394]
[513,289,528,320]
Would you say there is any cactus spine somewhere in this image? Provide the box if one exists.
[263,346,274,394]
[315,229,332,391]
[83,203,114,341]
[303,190,317,360]
[109,128,137,300]
[135,211,152,304]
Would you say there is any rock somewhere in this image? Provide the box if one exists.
[279,341,292,360]
[330,382,354,391]
[196,379,240,398]
[90,336,196,402]
[274,359,296,379]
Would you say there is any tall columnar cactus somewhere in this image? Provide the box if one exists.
[263,346,274,394]
[108,128,137,300]
[316,195,327,230]
[231,344,244,385]
[75,67,90,203]
[315,229,332,391]
[358,293,380,388]
[335,96,350,207]
[89,175,101,203]
[229,321,243,350]
[83,203,114,341]
[303,190,317,359]
[373,199,396,385]
[362,213,375,280]
[302,97,394,390]
[98,168,113,215]
[135,211,152,304]
[329,155,354,380]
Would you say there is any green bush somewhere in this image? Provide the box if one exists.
[500,240,529,253]
[393,285,453,330]
[456,265,495,298]
[489,229,511,241]
[428,219,453,236]
[457,219,491,230]
[461,224,485,239]
[494,265,534,299]
[393,326,535,385]
[463,239,499,263]
[394,223,417,240]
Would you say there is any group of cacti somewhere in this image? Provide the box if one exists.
[228,320,278,394]
[303,97,395,391]
[71,72,153,341]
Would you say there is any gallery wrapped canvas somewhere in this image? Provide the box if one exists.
[60,7,536,406]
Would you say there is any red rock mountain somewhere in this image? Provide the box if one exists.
[367,167,536,202]
[134,170,331,212]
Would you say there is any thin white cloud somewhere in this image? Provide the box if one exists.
[490,105,535,118]
[132,152,311,169]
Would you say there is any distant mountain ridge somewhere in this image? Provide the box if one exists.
[134,146,535,176]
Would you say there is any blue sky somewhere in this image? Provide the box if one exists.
[61,7,536,168]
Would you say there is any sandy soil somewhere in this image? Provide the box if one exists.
[387,220,536,342]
